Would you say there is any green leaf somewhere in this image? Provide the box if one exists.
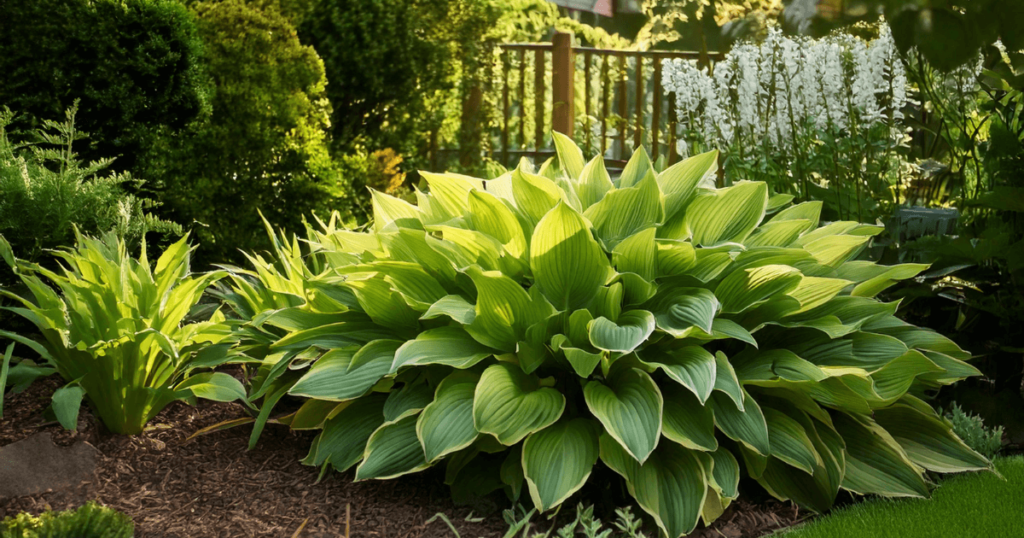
[576,155,614,209]
[874,404,989,473]
[640,346,716,404]
[584,172,664,250]
[658,149,718,219]
[562,346,604,378]
[0,343,13,418]
[371,190,421,232]
[392,327,493,373]
[685,182,768,246]
[585,368,663,463]
[465,267,554,352]
[588,310,656,354]
[52,384,86,431]
[612,228,657,281]
[421,295,476,325]
[618,146,654,188]
[851,264,929,298]
[712,351,745,409]
[384,381,434,422]
[552,131,585,180]
[418,371,481,462]
[421,171,481,218]
[289,342,398,401]
[715,264,803,314]
[662,387,718,451]
[709,390,770,456]
[305,394,387,471]
[513,168,564,229]
[770,201,822,231]
[600,434,707,538]
[523,418,601,511]
[651,288,719,337]
[473,363,565,445]
[356,414,430,481]
[763,408,821,475]
[175,372,247,404]
[468,190,528,258]
[832,412,930,498]
[530,201,611,310]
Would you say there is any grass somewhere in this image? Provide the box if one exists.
[775,456,1024,538]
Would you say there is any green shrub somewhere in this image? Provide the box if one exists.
[141,0,343,264]
[0,502,133,538]
[228,135,989,538]
[0,0,210,172]
[0,104,180,285]
[0,232,246,435]
[944,403,1003,459]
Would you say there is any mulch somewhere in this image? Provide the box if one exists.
[0,376,805,538]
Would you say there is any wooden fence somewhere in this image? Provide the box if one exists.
[481,32,722,169]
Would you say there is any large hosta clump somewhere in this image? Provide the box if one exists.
[229,134,988,537]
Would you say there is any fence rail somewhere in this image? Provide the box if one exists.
[491,33,723,169]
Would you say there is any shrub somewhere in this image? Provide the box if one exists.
[944,403,1003,459]
[0,104,180,285]
[228,135,988,538]
[0,502,133,538]
[0,0,210,172]
[141,0,343,265]
[0,232,246,435]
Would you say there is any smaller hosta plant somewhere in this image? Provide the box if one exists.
[0,231,245,434]
[233,134,989,538]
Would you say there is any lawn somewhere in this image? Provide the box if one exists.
[776,456,1024,538]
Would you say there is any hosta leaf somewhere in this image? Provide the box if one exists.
[344,275,422,330]
[868,324,970,360]
[756,412,845,513]
[421,171,481,218]
[523,418,601,511]
[588,310,656,353]
[715,264,803,314]
[584,368,663,463]
[656,240,696,276]
[708,318,758,348]
[771,201,822,231]
[576,155,614,209]
[661,387,718,451]
[384,381,434,422]
[708,448,740,499]
[844,332,909,370]
[468,190,528,258]
[465,267,554,352]
[418,371,480,462]
[685,181,768,246]
[52,384,85,431]
[784,277,852,315]
[658,149,718,219]
[652,288,719,336]
[356,414,430,481]
[513,168,564,228]
[530,201,611,310]
[612,228,657,281]
[600,434,706,538]
[869,350,943,402]
[552,131,585,180]
[290,342,399,401]
[421,295,476,325]
[391,326,493,373]
[371,190,421,232]
[176,372,247,404]
[763,407,821,474]
[832,412,930,498]
[640,346,716,404]
[745,220,812,248]
[305,394,387,471]
[473,363,565,445]
[874,404,989,473]
[709,390,770,456]
[851,264,929,298]
[584,172,664,250]
[427,226,506,274]
[803,235,871,268]
[270,321,393,351]
[712,351,744,410]
[617,146,654,189]
[562,346,604,378]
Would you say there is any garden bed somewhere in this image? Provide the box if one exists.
[1,375,804,538]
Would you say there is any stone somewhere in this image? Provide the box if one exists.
[0,432,98,499]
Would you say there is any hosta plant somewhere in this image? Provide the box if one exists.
[0,231,246,434]
[231,134,989,537]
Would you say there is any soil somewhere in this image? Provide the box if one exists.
[0,376,805,538]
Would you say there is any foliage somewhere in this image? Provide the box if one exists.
[428,504,646,538]
[0,105,180,285]
[663,25,909,222]
[778,456,1024,538]
[0,0,211,172]
[0,502,133,538]
[223,136,988,537]
[0,232,246,435]
[141,0,343,264]
[942,403,1003,459]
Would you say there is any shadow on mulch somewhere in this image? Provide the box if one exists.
[0,376,805,538]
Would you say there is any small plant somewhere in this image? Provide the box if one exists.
[944,403,1003,459]
[0,231,245,434]
[0,502,133,538]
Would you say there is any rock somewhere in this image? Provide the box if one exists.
[0,432,98,499]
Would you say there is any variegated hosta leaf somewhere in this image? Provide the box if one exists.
[355,413,430,481]
[585,368,663,463]
[523,418,601,511]
[530,201,611,311]
[588,310,656,353]
[473,363,565,445]
[417,371,481,462]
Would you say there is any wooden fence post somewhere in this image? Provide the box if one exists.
[551,32,575,138]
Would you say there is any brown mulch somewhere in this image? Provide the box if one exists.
[1,376,804,538]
